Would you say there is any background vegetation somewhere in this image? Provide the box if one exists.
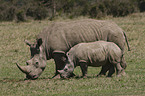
[0,0,145,95]
[0,0,145,21]
[0,12,145,95]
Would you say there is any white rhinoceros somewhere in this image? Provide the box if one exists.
[16,19,130,79]
[58,41,126,78]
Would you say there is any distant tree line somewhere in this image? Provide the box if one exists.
[0,0,145,22]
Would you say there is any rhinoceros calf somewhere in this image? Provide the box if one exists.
[58,41,126,78]
[17,19,130,80]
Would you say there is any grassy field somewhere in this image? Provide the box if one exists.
[0,13,145,96]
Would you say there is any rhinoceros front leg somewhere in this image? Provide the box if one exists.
[97,64,111,77]
[52,54,65,79]
[53,53,75,79]
[115,62,124,77]
[120,55,127,69]
[80,62,88,78]
[107,64,115,77]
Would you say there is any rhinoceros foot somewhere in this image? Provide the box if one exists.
[52,74,61,79]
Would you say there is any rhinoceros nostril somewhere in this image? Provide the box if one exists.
[26,61,30,65]
[33,75,36,78]
[32,75,38,79]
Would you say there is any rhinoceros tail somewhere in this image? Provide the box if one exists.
[123,31,131,51]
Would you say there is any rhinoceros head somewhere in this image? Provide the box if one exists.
[58,53,74,78]
[16,38,47,80]
[16,54,46,80]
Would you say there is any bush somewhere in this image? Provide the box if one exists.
[26,6,48,20]
[0,0,49,21]
[0,2,16,21]
[0,0,143,21]
[89,2,107,18]
[89,0,138,18]
[138,0,145,12]
[7,7,16,21]
[16,10,26,22]
[110,0,137,17]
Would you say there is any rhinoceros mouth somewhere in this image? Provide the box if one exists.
[32,75,38,79]
[26,74,38,80]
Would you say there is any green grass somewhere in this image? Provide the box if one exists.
[0,13,145,96]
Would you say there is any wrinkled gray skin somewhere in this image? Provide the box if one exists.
[16,54,46,80]
[58,41,126,78]
[16,19,130,79]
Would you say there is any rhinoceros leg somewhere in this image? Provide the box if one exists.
[97,64,111,77]
[120,55,127,69]
[52,54,64,79]
[108,34,127,70]
[115,62,124,77]
[80,62,88,78]
[53,53,75,79]
[107,64,115,77]
[120,56,127,76]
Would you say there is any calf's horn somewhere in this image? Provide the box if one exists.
[16,63,29,74]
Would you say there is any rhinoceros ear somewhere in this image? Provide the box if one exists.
[25,40,32,46]
[37,38,43,47]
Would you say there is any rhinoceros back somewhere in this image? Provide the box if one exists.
[68,41,122,66]
[38,19,125,56]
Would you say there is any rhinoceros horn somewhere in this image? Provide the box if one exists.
[16,63,30,74]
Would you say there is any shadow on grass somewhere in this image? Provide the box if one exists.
[0,78,25,83]
[0,75,108,83]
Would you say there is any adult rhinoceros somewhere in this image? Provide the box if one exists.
[16,19,130,80]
